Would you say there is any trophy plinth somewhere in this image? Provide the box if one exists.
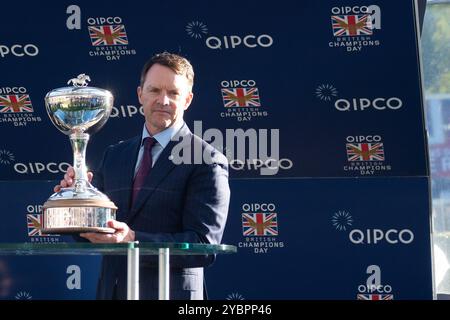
[42,74,117,234]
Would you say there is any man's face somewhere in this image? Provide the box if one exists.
[137,63,193,135]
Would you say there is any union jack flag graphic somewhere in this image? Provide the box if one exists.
[332,15,373,36]
[242,213,278,236]
[0,95,33,113]
[357,294,394,300]
[221,88,261,107]
[88,25,129,46]
[27,214,43,236]
[346,143,385,161]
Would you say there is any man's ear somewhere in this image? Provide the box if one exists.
[184,92,194,110]
[137,86,143,105]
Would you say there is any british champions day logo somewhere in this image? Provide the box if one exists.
[87,16,136,61]
[329,5,381,52]
[344,135,392,175]
[220,80,269,122]
[0,87,42,127]
[238,203,284,254]
[26,205,60,242]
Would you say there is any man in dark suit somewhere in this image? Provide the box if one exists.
[55,52,230,300]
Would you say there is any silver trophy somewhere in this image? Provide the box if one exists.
[42,74,117,234]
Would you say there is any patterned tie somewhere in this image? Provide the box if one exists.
[131,137,155,206]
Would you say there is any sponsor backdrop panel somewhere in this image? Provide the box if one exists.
[0,0,427,180]
[207,177,433,299]
[0,177,433,300]
[0,181,100,300]
[0,0,431,300]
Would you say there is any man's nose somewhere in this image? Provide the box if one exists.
[157,93,170,105]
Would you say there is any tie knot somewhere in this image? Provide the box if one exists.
[143,137,156,150]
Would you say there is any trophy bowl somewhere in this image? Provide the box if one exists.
[41,74,117,234]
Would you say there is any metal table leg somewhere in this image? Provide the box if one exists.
[127,242,139,300]
[159,247,170,300]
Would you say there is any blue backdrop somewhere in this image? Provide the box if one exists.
[0,0,431,299]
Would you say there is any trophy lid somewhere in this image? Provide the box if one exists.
[44,74,114,135]
[45,73,112,98]
[45,86,113,99]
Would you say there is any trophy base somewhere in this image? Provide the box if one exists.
[42,196,118,234]
[41,226,116,234]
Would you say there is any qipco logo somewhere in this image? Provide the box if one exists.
[346,135,382,143]
[349,229,414,245]
[358,284,392,294]
[206,34,274,49]
[331,6,370,14]
[230,158,293,175]
[0,87,27,94]
[14,162,70,175]
[0,44,39,58]
[110,105,144,118]
[87,16,123,25]
[242,203,276,212]
[27,204,43,214]
[335,97,403,111]
[221,80,257,88]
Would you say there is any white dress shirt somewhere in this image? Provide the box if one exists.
[133,120,184,177]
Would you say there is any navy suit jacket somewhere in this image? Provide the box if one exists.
[92,123,230,300]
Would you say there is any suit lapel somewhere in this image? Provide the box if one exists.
[128,124,192,221]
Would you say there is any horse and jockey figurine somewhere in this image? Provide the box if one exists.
[67,74,91,87]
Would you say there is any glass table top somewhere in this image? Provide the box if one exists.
[0,242,237,256]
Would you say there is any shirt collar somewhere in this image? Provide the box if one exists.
[140,120,184,148]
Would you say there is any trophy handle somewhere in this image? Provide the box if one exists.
[70,132,90,193]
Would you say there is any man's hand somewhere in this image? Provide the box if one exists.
[54,166,93,192]
[80,220,135,243]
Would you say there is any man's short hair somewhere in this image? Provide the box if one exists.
[140,52,194,89]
